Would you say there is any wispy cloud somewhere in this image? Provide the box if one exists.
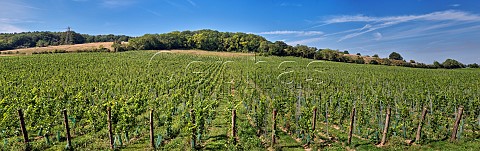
[450,4,461,7]
[373,32,382,40]
[5,2,43,10]
[287,37,324,45]
[323,24,371,37]
[186,0,196,6]
[258,30,323,36]
[323,10,480,24]
[102,0,136,8]
[0,23,24,33]
[145,9,162,17]
[163,0,192,12]
[280,2,302,7]
[380,22,458,41]
[0,0,44,32]
[321,10,480,42]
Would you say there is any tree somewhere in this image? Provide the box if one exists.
[442,59,465,69]
[0,41,12,50]
[36,39,49,47]
[389,52,403,60]
[319,49,340,61]
[258,41,269,54]
[409,60,416,63]
[467,63,479,68]
[380,58,391,65]
[0,31,130,50]
[355,57,365,64]
[356,53,361,56]
[267,43,282,56]
[433,61,442,68]
[372,54,379,58]
[343,50,349,54]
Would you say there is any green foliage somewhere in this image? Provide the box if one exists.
[0,31,131,51]
[355,57,365,64]
[388,52,403,60]
[0,51,479,150]
[433,61,443,68]
[467,63,479,68]
[2,30,476,70]
[128,30,269,53]
[380,58,391,65]
[442,59,465,69]
[317,49,341,61]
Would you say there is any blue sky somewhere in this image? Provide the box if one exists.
[1,0,480,64]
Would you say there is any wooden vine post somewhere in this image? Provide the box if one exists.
[312,107,317,132]
[451,106,464,141]
[271,109,277,147]
[107,107,114,149]
[231,109,237,144]
[18,109,30,150]
[348,107,356,145]
[63,109,72,150]
[380,107,391,146]
[190,109,196,149]
[150,109,155,149]
[413,107,428,144]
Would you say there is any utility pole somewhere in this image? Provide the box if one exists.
[65,26,72,45]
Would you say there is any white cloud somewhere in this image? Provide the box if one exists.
[322,10,480,42]
[0,23,24,33]
[338,23,391,42]
[450,4,461,7]
[381,22,458,41]
[323,10,480,24]
[373,32,382,40]
[163,0,192,12]
[102,0,136,8]
[259,31,323,36]
[324,24,371,37]
[186,0,196,6]
[287,37,324,45]
[280,2,302,7]
[0,0,43,32]
[145,9,162,17]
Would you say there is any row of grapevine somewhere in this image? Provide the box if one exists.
[0,51,478,150]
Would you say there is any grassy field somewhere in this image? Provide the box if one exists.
[0,50,478,150]
[0,42,114,55]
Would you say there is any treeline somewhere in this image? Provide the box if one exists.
[0,31,131,51]
[125,29,348,59]
[122,29,477,69]
[2,30,475,69]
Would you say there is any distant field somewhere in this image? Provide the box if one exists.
[0,42,114,55]
[0,42,256,58]
[155,50,255,57]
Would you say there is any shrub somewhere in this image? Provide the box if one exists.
[467,63,479,68]
[442,59,465,69]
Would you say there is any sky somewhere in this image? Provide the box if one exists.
[1,0,480,64]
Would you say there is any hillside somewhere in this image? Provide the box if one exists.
[0,31,130,51]
[0,42,113,55]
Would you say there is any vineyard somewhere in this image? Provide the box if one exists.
[0,50,479,150]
